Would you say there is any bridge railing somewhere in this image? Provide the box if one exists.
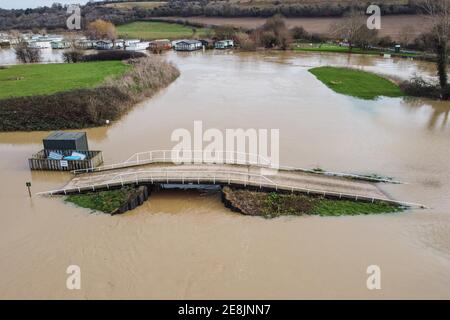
[72,149,402,184]
[38,169,425,209]
[73,150,273,174]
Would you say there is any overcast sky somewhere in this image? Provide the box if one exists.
[0,0,91,9]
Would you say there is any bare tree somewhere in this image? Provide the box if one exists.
[331,9,367,51]
[14,40,41,64]
[398,25,415,47]
[63,33,84,63]
[421,0,450,99]
[256,14,292,50]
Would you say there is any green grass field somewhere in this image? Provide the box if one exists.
[0,61,130,99]
[294,43,417,58]
[117,21,210,40]
[309,66,404,100]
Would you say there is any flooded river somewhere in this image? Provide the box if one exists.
[0,51,449,299]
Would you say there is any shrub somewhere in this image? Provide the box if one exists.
[254,14,292,49]
[81,50,146,62]
[400,76,442,99]
[14,42,41,63]
[377,35,394,48]
[63,50,84,63]
[290,26,309,40]
[258,30,278,48]
[214,25,237,40]
[234,32,256,51]
[310,32,327,43]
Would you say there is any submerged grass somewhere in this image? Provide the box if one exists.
[223,187,404,219]
[311,199,404,216]
[309,66,404,100]
[66,187,136,214]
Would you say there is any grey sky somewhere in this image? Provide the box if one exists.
[0,0,91,9]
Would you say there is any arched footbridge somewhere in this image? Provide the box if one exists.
[38,150,426,208]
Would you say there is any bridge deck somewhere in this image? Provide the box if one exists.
[50,162,396,204]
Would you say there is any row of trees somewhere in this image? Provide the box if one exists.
[0,4,132,30]
[152,1,422,18]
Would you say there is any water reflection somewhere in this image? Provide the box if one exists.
[0,48,98,65]
[402,98,450,130]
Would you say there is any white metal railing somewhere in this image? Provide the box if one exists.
[38,168,426,208]
[73,150,272,173]
[72,149,402,184]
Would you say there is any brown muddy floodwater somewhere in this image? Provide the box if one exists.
[0,51,450,299]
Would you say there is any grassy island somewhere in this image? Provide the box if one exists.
[222,187,404,219]
[309,66,404,100]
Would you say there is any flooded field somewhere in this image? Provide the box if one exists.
[0,51,449,299]
[0,48,96,66]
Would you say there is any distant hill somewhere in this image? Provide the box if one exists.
[0,0,422,31]
[153,0,420,17]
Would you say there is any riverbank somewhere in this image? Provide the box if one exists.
[309,66,405,100]
[222,187,404,218]
[0,57,180,131]
[294,43,418,58]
